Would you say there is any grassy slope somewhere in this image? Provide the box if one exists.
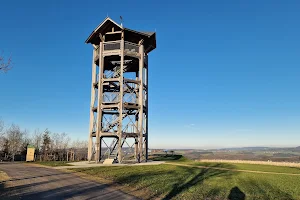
[193,162,300,174]
[71,155,300,200]
[153,154,300,174]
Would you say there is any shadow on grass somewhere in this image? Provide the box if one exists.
[162,164,236,200]
[228,186,245,200]
[75,159,300,200]
[151,154,188,162]
[193,162,237,169]
[74,163,237,199]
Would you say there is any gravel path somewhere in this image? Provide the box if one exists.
[0,162,139,200]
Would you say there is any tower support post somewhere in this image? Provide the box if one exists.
[88,48,97,161]
[138,44,144,162]
[118,31,125,163]
[96,42,104,163]
[145,55,149,161]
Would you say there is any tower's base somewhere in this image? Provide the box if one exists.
[103,158,116,164]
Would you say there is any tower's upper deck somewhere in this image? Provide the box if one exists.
[85,17,156,54]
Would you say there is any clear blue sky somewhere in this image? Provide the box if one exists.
[1,0,299,149]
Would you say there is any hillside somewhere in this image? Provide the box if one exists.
[173,147,300,162]
[71,155,300,200]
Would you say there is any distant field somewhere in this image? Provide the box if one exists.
[197,159,300,168]
[71,155,300,200]
[180,148,300,162]
[193,162,300,175]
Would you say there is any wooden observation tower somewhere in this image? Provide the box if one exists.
[86,17,156,163]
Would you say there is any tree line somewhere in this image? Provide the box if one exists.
[0,119,88,161]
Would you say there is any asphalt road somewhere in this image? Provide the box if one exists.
[0,163,139,200]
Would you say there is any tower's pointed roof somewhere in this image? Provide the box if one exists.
[85,17,156,53]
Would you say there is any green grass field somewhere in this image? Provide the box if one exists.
[71,155,300,200]
[192,162,300,174]
[152,154,300,174]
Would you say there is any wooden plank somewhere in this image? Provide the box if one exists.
[103,50,121,56]
[138,44,144,163]
[88,47,97,161]
[124,78,141,84]
[102,103,119,109]
[105,31,122,35]
[103,78,119,82]
[95,41,104,163]
[145,57,149,160]
[118,31,125,163]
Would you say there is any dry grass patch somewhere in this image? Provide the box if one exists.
[0,170,10,182]
[0,170,10,191]
[198,159,300,168]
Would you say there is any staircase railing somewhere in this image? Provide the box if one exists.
[102,111,130,132]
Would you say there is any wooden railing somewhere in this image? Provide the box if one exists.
[94,41,141,61]
[124,41,139,53]
[103,41,121,51]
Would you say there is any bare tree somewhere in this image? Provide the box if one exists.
[0,53,12,72]
[32,129,43,154]
[41,129,51,161]
[71,139,88,149]
[0,119,4,136]
[61,132,70,150]
[6,124,25,161]
[71,139,88,161]
[20,129,31,158]
[0,119,6,152]
[51,132,60,160]
[52,132,60,151]
[22,129,31,144]
[52,132,70,160]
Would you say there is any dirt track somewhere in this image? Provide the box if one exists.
[0,162,139,200]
